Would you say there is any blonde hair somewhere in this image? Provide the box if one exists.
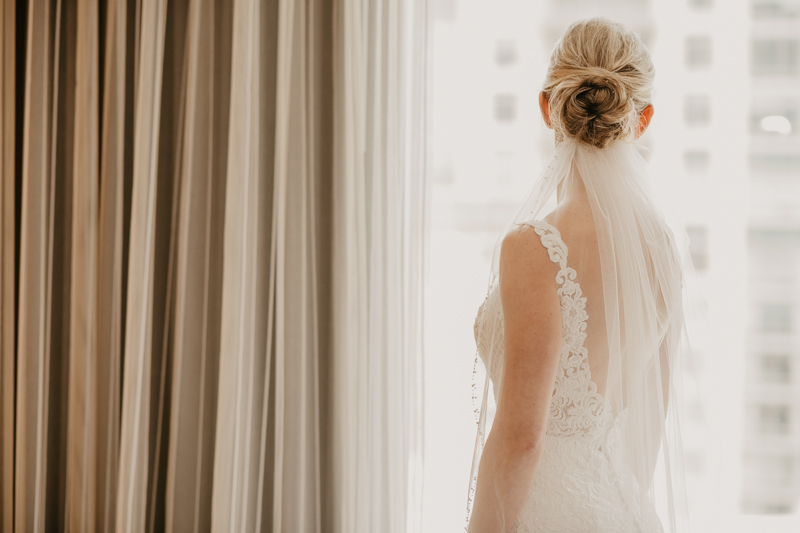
[543,18,654,149]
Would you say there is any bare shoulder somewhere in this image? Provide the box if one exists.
[499,224,560,321]
[499,223,557,282]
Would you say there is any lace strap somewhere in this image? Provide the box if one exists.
[521,220,569,274]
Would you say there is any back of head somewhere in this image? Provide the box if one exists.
[543,18,654,149]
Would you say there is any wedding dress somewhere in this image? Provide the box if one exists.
[474,219,664,532]
[467,138,695,533]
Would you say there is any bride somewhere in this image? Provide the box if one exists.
[468,18,693,533]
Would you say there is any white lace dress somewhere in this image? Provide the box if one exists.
[474,220,664,533]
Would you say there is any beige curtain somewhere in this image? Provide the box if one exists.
[0,0,428,532]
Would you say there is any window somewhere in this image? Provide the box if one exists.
[752,39,800,76]
[759,503,794,514]
[494,94,517,122]
[685,36,712,69]
[759,404,790,434]
[751,110,796,135]
[684,150,710,175]
[749,455,795,487]
[495,40,517,66]
[749,154,800,176]
[761,303,792,333]
[753,0,800,18]
[743,454,797,513]
[686,226,709,272]
[761,353,792,383]
[749,228,800,248]
[749,230,800,284]
[685,94,711,126]
[750,98,799,138]
[748,229,800,249]
[759,115,792,134]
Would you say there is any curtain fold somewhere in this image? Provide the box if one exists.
[64,0,100,530]
[90,0,132,529]
[164,0,229,531]
[16,0,61,529]
[211,0,270,529]
[114,0,167,530]
[2,0,427,531]
[0,1,17,530]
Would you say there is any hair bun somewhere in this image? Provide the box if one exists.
[560,70,634,149]
[542,18,654,149]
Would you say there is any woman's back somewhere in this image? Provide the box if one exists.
[475,218,664,532]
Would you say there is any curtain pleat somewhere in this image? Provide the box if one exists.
[4,0,427,531]
[164,0,229,531]
[115,0,167,530]
[0,2,17,532]
[16,0,60,530]
[210,0,266,529]
[272,0,324,530]
[92,1,131,530]
[0,2,18,531]
[64,1,100,531]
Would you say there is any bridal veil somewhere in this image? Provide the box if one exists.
[467,134,700,532]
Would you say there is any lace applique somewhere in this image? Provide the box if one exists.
[523,220,612,440]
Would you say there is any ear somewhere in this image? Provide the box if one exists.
[539,92,552,129]
[636,104,654,138]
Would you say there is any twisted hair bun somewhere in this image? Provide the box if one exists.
[543,19,654,148]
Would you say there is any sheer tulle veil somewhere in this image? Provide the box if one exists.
[466,135,704,532]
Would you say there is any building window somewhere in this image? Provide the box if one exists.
[759,404,790,434]
[750,99,798,135]
[761,353,792,383]
[494,94,517,122]
[685,94,711,126]
[753,455,794,487]
[750,154,800,176]
[750,229,800,247]
[752,39,800,76]
[748,230,800,283]
[686,226,709,272]
[684,150,710,175]
[761,303,792,333]
[742,455,797,513]
[760,503,794,514]
[685,36,712,69]
[753,114,794,135]
[753,0,800,18]
[495,40,517,67]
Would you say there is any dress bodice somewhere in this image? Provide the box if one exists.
[474,219,614,441]
[472,219,663,532]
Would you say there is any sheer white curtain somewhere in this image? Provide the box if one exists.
[332,1,428,531]
[0,0,427,532]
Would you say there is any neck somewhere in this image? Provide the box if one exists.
[556,164,591,208]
